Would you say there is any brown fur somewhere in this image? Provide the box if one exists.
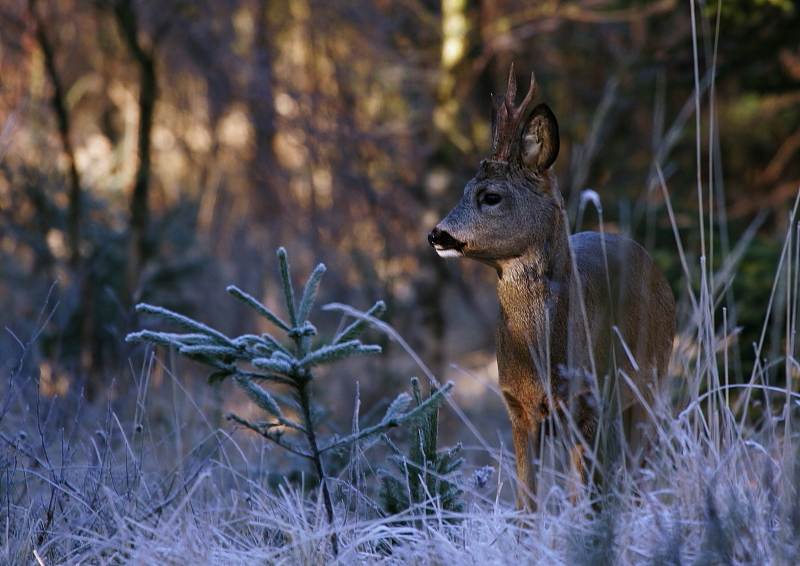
[429,68,675,511]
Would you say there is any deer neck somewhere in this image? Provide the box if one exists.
[496,222,572,333]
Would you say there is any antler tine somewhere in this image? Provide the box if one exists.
[506,63,518,105]
[515,71,537,117]
[490,67,539,162]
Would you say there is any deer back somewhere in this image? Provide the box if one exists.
[567,232,675,406]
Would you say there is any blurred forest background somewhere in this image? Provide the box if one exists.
[1,0,799,435]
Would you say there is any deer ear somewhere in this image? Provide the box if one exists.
[520,103,559,171]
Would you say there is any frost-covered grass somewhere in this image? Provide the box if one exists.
[4,140,800,566]
[3,248,800,566]
[3,185,800,564]
[2,404,798,565]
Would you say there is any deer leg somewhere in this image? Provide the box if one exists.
[568,443,587,505]
[622,402,648,468]
[511,417,540,512]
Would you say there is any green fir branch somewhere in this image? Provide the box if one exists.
[318,382,453,455]
[227,285,290,332]
[378,378,464,518]
[225,413,311,459]
[233,374,284,421]
[276,247,298,329]
[251,354,295,376]
[133,303,233,345]
[298,341,382,369]
[329,300,387,345]
[298,263,326,323]
[234,370,295,387]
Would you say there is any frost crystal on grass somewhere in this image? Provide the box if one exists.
[468,466,496,490]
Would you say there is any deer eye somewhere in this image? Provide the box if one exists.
[481,193,502,206]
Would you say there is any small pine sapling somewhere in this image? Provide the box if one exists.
[379,377,465,520]
[127,247,453,555]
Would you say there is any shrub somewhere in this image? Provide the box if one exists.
[127,247,455,554]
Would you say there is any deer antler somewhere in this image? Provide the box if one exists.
[490,64,537,163]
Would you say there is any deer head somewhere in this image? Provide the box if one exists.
[428,65,562,275]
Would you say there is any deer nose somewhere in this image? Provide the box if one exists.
[428,228,443,248]
[428,227,462,250]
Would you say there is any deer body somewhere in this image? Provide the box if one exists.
[429,68,675,510]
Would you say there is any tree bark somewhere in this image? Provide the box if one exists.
[113,0,157,291]
[30,0,82,268]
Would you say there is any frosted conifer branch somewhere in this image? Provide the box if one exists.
[225,413,310,458]
[276,248,298,328]
[234,370,294,387]
[252,355,294,376]
[380,433,403,458]
[298,341,381,369]
[231,334,266,349]
[143,332,213,345]
[175,333,218,345]
[382,381,452,427]
[319,382,453,455]
[377,378,463,517]
[261,333,292,355]
[133,304,232,345]
[235,332,292,357]
[178,344,239,360]
[384,392,412,421]
[328,300,387,345]
[125,246,441,548]
[412,377,437,456]
[298,263,326,323]
[233,374,284,421]
[227,286,290,332]
[126,330,179,349]
[249,343,279,358]
[287,321,317,339]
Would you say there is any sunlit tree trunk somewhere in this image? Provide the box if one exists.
[435,0,474,154]
[417,0,478,379]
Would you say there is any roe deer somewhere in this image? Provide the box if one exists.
[428,66,675,511]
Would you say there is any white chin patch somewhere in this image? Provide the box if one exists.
[435,248,463,258]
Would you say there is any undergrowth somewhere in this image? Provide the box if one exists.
[2,201,799,564]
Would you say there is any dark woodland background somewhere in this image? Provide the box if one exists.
[1,0,799,434]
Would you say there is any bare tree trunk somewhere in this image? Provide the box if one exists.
[30,0,99,396]
[30,0,82,268]
[113,0,157,294]
[417,0,478,379]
